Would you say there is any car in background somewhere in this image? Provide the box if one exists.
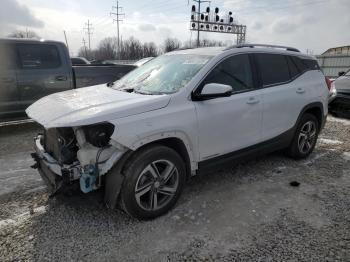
[71,57,90,65]
[0,38,136,119]
[329,69,350,117]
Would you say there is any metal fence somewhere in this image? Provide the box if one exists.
[316,46,350,78]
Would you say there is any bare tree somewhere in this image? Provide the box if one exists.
[163,38,181,53]
[199,39,225,47]
[183,38,226,49]
[77,47,93,60]
[77,37,161,61]
[142,42,158,57]
[8,30,40,39]
[95,37,118,60]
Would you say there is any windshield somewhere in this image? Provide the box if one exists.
[112,54,212,94]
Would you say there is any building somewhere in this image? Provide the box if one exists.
[316,45,350,78]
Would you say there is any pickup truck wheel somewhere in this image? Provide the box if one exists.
[287,113,319,159]
[120,145,186,220]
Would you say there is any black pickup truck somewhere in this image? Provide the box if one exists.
[0,38,136,119]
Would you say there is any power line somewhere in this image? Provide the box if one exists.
[84,19,93,50]
[110,0,125,52]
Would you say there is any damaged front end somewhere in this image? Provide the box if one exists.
[32,123,126,195]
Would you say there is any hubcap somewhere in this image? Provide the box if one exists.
[298,121,317,154]
[135,160,179,211]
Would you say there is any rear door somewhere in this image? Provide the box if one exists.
[255,53,306,141]
[0,43,19,117]
[15,43,72,111]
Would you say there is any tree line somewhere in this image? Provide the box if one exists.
[7,29,228,61]
[78,36,227,61]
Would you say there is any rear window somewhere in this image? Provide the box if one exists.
[255,53,290,86]
[286,56,300,79]
[302,59,320,70]
[290,56,308,73]
[17,44,61,69]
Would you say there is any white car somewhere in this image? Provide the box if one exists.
[27,44,329,219]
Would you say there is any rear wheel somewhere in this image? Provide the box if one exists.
[287,113,319,159]
[120,145,186,220]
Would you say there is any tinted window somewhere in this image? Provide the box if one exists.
[17,44,61,69]
[286,56,300,79]
[256,54,290,86]
[204,54,254,92]
[302,59,320,70]
[290,56,308,72]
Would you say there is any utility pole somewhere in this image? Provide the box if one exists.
[63,30,69,52]
[82,38,88,57]
[192,0,211,47]
[84,20,93,50]
[110,0,125,52]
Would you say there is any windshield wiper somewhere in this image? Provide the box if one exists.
[133,89,153,95]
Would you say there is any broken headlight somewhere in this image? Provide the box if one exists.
[83,123,115,148]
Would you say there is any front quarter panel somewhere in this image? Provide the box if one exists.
[109,96,199,170]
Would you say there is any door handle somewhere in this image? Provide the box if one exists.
[296,88,305,94]
[246,97,259,105]
[55,75,68,81]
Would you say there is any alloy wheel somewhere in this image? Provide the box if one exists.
[297,120,317,154]
[134,160,179,211]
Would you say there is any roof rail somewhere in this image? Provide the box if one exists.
[225,44,300,52]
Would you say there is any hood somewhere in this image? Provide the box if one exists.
[26,84,170,128]
[334,75,350,93]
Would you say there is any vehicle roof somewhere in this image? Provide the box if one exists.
[168,45,313,60]
[0,38,65,45]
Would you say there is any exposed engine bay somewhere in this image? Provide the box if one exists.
[33,123,126,194]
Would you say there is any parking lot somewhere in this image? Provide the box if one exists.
[0,115,349,261]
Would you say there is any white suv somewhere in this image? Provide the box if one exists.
[27,44,329,219]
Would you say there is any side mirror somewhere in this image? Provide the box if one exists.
[192,83,233,101]
[338,71,345,77]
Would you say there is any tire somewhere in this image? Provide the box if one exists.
[287,113,319,159]
[119,145,186,220]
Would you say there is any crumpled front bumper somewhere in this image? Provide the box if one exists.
[31,135,125,195]
[32,135,81,194]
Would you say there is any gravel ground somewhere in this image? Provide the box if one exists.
[0,116,349,261]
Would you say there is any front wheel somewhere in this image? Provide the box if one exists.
[120,145,186,220]
[287,113,319,159]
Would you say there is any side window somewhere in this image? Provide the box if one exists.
[286,56,300,79]
[290,56,308,73]
[17,44,61,69]
[204,54,254,93]
[255,53,290,86]
[302,59,320,71]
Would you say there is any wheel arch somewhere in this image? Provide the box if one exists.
[131,137,194,180]
[104,135,196,209]
[297,102,325,130]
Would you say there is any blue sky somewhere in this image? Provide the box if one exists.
[1,0,349,55]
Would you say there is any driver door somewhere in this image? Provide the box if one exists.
[193,54,263,161]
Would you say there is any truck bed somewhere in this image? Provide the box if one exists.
[73,64,136,88]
